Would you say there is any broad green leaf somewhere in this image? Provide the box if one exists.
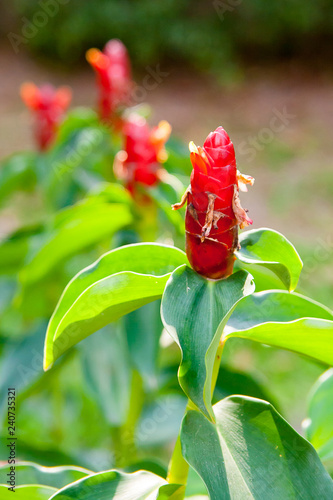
[0,484,57,499]
[0,462,91,488]
[49,470,182,499]
[45,244,187,369]
[226,291,333,364]
[20,200,132,286]
[181,396,333,500]
[304,368,333,462]
[237,228,303,291]
[161,266,254,420]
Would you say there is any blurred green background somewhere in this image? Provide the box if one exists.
[0,0,332,475]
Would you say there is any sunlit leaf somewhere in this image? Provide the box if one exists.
[237,228,303,291]
[161,266,254,420]
[226,291,333,364]
[0,462,90,488]
[44,244,187,369]
[181,396,333,499]
[304,368,333,463]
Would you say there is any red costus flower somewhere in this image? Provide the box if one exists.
[86,39,132,123]
[173,126,254,279]
[114,115,171,196]
[20,82,72,151]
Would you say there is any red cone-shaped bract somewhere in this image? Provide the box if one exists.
[21,82,71,151]
[86,39,132,123]
[114,115,171,197]
[174,126,254,280]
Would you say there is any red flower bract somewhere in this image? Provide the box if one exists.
[86,39,132,123]
[173,126,254,280]
[114,115,171,197]
[20,82,72,151]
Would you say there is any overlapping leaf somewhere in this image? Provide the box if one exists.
[161,266,254,420]
[49,470,182,499]
[0,462,91,488]
[181,396,333,499]
[44,244,187,369]
[226,291,333,364]
[237,228,303,291]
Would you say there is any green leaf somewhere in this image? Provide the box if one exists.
[49,470,182,499]
[0,484,57,499]
[226,291,333,364]
[44,244,187,370]
[181,396,333,500]
[0,462,90,488]
[237,228,303,291]
[304,368,333,463]
[161,266,254,420]
[20,200,132,286]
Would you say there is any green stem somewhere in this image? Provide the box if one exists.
[167,335,225,495]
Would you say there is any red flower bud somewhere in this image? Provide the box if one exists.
[114,115,171,197]
[173,126,254,280]
[20,82,71,151]
[86,39,132,123]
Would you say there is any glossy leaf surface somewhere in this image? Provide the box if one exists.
[181,396,333,499]
[237,228,302,291]
[226,291,333,364]
[161,266,254,420]
[0,462,90,488]
[44,244,187,369]
[49,470,182,499]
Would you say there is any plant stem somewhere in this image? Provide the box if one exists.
[167,335,225,495]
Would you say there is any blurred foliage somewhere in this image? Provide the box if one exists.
[2,0,333,78]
